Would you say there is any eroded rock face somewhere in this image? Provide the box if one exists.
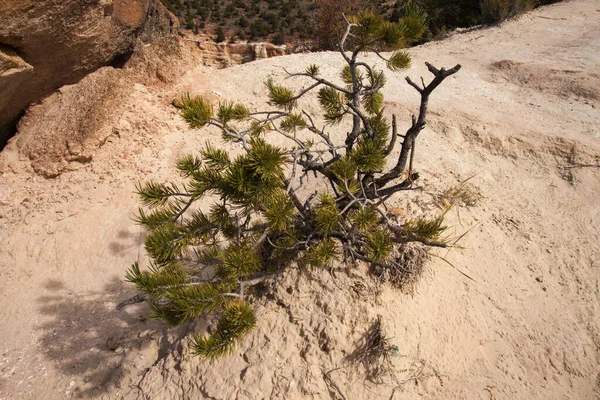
[193,41,287,67]
[0,0,178,147]
[5,37,200,178]
[13,67,130,177]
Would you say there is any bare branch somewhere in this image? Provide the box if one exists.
[284,69,354,96]
[339,14,357,64]
[384,114,398,157]
[405,77,423,93]
[373,63,461,192]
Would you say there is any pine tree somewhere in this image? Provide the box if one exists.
[121,5,461,359]
[215,26,226,43]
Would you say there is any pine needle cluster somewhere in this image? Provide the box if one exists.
[123,5,461,360]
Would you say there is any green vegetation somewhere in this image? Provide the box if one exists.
[123,7,461,359]
[161,0,561,46]
[161,0,318,42]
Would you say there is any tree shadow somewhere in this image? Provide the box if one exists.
[36,277,191,397]
[108,228,147,256]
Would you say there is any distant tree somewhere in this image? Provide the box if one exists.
[272,31,285,45]
[312,0,368,50]
[238,16,249,28]
[122,8,460,359]
[420,0,482,31]
[249,20,270,39]
[185,9,195,30]
[480,0,535,23]
[215,26,226,42]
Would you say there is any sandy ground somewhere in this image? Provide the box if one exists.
[0,0,599,398]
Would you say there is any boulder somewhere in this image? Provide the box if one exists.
[0,0,178,147]
[6,37,200,178]
[13,67,130,178]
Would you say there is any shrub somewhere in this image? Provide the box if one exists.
[215,26,226,43]
[480,0,536,23]
[419,0,482,31]
[347,315,398,382]
[312,0,369,50]
[122,10,460,359]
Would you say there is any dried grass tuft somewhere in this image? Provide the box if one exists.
[347,315,398,382]
[372,243,429,294]
[438,180,482,208]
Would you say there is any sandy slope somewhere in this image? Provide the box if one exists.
[0,1,599,398]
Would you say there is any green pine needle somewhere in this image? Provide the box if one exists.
[201,143,231,169]
[341,65,364,87]
[271,230,301,263]
[279,113,307,133]
[363,91,384,115]
[399,2,428,44]
[263,189,297,232]
[366,69,387,89]
[176,154,202,177]
[188,166,224,198]
[302,238,339,268]
[403,214,447,242]
[329,155,357,182]
[125,262,187,298]
[135,204,182,229]
[265,79,297,110]
[248,120,273,137]
[318,87,345,125]
[365,228,394,262]
[377,21,404,49]
[353,12,383,47]
[314,193,343,235]
[191,301,257,359]
[329,156,359,195]
[218,242,262,282]
[351,206,379,232]
[144,222,188,265]
[387,51,412,72]
[148,302,189,326]
[217,101,250,124]
[208,202,237,239]
[164,283,229,323]
[306,64,320,77]
[353,139,387,173]
[180,94,213,129]
[245,137,287,183]
[136,181,184,208]
[369,112,391,140]
[183,210,215,244]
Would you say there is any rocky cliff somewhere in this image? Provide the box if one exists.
[0,0,178,148]
[5,37,202,178]
[190,40,287,67]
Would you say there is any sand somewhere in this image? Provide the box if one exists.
[0,0,599,398]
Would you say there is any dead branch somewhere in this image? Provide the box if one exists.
[373,63,461,193]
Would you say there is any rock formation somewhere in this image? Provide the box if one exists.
[190,40,287,67]
[0,0,178,148]
[6,37,201,178]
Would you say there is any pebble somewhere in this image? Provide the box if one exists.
[106,336,119,351]
[535,276,544,283]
